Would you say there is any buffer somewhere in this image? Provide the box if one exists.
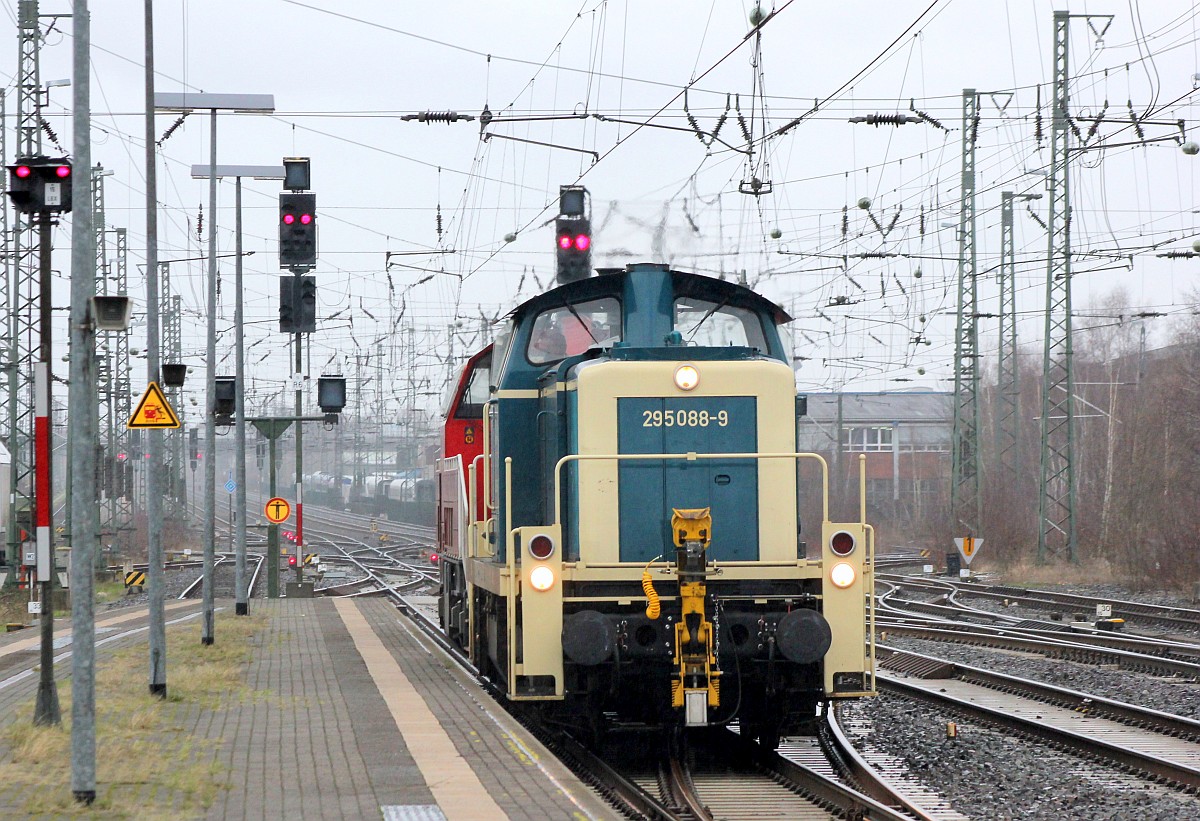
[127,382,181,429]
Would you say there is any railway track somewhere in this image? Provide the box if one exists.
[880,574,1200,634]
[877,646,1200,792]
[390,591,938,820]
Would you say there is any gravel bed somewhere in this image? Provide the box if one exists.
[841,693,1200,820]
[882,636,1200,719]
[102,566,204,609]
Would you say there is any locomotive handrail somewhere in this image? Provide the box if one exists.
[482,399,497,512]
[551,451,831,526]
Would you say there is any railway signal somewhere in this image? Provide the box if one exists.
[278,275,317,333]
[555,216,591,284]
[554,184,591,284]
[6,157,73,214]
[278,192,316,268]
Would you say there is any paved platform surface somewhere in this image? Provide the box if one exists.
[208,598,615,820]
[0,597,616,820]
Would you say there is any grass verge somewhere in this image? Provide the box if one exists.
[0,610,268,819]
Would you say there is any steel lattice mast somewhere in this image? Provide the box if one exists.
[950,88,981,537]
[111,227,133,553]
[92,167,112,553]
[162,264,183,518]
[995,192,1020,487]
[1037,10,1078,563]
[7,0,44,575]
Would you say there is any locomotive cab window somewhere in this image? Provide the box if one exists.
[455,356,491,419]
[674,297,768,351]
[527,297,622,364]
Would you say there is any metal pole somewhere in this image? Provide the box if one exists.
[32,213,59,727]
[68,2,97,800]
[234,177,248,615]
[201,108,217,644]
[268,435,278,598]
[294,276,303,585]
[143,0,166,698]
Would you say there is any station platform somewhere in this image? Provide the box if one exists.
[0,597,616,820]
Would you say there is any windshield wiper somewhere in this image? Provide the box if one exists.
[560,299,600,345]
[683,295,731,342]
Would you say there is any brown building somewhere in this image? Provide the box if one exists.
[797,392,952,525]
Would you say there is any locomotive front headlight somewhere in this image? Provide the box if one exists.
[529,565,556,591]
[674,364,700,391]
[830,561,857,589]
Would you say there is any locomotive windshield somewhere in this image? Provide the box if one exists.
[674,297,768,350]
[527,297,622,364]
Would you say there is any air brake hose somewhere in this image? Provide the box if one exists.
[642,555,663,620]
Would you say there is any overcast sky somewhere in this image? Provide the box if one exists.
[13,1,1200,422]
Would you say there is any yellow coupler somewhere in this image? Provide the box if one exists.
[669,508,720,722]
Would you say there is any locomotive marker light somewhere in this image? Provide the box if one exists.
[528,534,555,560]
[529,565,556,592]
[829,561,857,589]
[829,530,856,556]
[673,364,700,391]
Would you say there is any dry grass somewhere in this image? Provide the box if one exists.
[976,557,1120,589]
[0,589,29,627]
[93,580,128,605]
[0,611,268,818]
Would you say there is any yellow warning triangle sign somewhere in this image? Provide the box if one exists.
[127,382,181,429]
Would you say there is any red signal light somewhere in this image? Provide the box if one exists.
[830,530,856,556]
[14,165,31,178]
[116,452,127,462]
[299,213,312,225]
[558,234,572,250]
[529,534,555,560]
[574,234,590,251]
[429,552,439,564]
[282,213,295,225]
[55,165,70,178]
[288,555,297,567]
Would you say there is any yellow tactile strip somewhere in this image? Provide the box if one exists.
[332,598,509,821]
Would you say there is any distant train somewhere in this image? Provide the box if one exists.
[436,262,875,747]
[302,470,434,526]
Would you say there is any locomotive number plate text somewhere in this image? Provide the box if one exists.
[642,409,729,427]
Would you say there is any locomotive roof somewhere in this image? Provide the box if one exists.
[507,263,792,326]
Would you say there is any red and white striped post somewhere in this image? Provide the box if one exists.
[34,362,52,580]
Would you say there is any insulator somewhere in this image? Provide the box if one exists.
[849,114,919,127]
[419,111,460,124]
[39,119,61,149]
[157,112,189,147]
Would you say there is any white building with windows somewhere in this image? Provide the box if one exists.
[797,391,952,522]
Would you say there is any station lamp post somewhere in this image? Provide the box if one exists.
[190,164,285,616]
[155,93,275,646]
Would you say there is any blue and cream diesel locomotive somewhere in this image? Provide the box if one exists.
[436,262,875,746]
